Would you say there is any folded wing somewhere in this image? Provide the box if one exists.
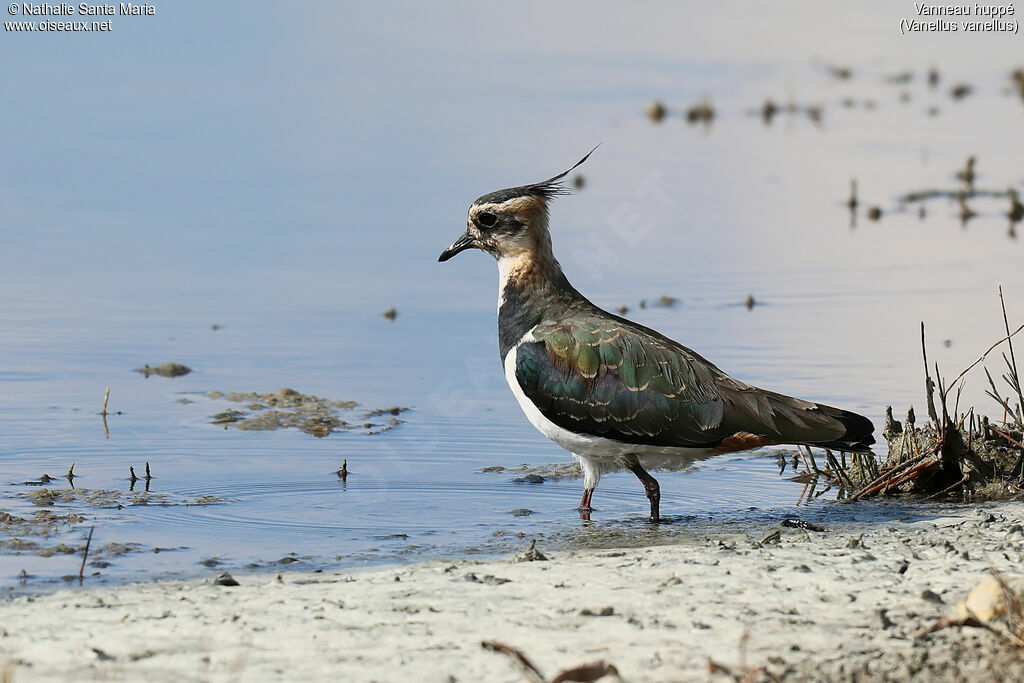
[515,315,874,451]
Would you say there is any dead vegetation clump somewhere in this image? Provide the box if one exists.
[849,289,1023,499]
[783,290,1023,502]
[207,388,407,437]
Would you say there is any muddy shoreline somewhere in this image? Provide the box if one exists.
[2,501,1022,681]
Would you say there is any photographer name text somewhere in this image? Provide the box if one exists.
[15,3,154,16]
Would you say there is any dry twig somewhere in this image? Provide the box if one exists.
[481,641,617,683]
[79,526,94,579]
[942,320,1024,401]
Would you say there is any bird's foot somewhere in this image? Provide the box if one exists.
[578,487,595,518]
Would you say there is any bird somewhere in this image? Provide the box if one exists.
[438,151,875,522]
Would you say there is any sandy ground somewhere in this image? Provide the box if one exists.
[2,502,1024,682]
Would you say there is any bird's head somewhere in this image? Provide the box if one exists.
[438,149,596,264]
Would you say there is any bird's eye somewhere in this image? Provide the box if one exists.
[478,212,498,228]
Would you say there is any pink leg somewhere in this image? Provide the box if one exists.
[578,487,594,520]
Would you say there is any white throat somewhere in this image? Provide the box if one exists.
[496,253,531,309]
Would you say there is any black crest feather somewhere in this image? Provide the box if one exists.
[473,145,600,206]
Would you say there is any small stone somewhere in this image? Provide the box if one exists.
[510,540,548,563]
[465,573,511,585]
[581,606,615,617]
[80,645,115,661]
[781,519,826,532]
[213,572,239,587]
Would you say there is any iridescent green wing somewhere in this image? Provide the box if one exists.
[516,314,858,449]
[516,317,728,447]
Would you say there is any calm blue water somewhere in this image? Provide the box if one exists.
[2,2,1023,590]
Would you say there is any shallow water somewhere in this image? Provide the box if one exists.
[2,3,1023,591]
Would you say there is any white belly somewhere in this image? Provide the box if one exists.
[502,335,721,475]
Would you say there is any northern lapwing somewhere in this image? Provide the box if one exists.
[438,152,875,522]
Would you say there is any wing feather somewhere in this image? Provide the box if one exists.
[516,312,863,449]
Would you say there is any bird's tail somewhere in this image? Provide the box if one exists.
[803,403,876,453]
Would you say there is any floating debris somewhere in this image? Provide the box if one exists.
[481,462,582,480]
[20,473,56,487]
[1012,68,1024,101]
[135,363,192,378]
[211,409,246,424]
[1008,188,1024,223]
[207,388,405,437]
[363,406,409,418]
[825,64,852,80]
[958,191,976,226]
[187,495,230,506]
[646,100,667,123]
[886,71,914,84]
[950,83,973,100]
[955,156,976,188]
[685,99,715,125]
[653,295,678,308]
[846,179,859,212]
